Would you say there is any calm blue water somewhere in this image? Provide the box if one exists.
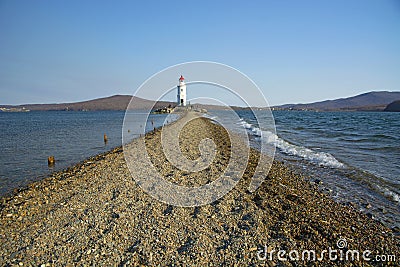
[0,111,177,196]
[208,110,400,228]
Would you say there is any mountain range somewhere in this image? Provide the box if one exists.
[272,91,400,111]
[0,95,174,111]
[1,91,400,112]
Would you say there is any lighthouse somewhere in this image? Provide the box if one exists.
[177,75,186,106]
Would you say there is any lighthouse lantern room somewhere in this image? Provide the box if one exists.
[177,75,186,106]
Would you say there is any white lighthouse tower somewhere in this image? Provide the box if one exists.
[177,75,187,106]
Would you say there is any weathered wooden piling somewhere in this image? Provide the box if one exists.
[48,156,55,166]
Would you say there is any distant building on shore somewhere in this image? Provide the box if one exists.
[177,75,186,106]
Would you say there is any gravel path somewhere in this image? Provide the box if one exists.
[1,112,398,266]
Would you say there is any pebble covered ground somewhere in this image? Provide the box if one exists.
[0,112,398,266]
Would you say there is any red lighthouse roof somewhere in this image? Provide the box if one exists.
[179,75,184,81]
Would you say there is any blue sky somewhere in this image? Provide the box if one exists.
[0,0,399,106]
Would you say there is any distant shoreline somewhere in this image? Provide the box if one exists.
[1,91,400,112]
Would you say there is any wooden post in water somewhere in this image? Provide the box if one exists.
[48,156,55,166]
[104,134,108,143]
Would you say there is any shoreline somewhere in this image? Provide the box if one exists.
[1,111,398,266]
[0,110,183,199]
[0,145,124,200]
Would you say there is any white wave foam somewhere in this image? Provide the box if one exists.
[251,127,262,137]
[237,118,345,168]
[238,120,252,129]
[238,121,262,136]
[263,130,345,168]
[385,190,400,204]
[377,185,400,204]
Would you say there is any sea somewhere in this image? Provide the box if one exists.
[207,109,400,229]
[0,111,178,196]
[0,110,399,229]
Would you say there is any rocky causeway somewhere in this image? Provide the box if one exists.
[0,111,398,266]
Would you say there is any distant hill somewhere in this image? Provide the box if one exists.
[3,91,400,112]
[273,91,400,111]
[0,95,176,111]
[384,100,400,112]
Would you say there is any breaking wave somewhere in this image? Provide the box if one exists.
[376,185,400,204]
[238,120,345,168]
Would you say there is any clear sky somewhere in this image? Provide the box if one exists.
[0,0,399,106]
